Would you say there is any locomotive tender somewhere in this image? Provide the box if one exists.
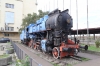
[20,9,88,59]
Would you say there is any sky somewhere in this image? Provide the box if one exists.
[37,0,100,30]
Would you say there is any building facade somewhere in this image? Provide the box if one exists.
[0,0,37,40]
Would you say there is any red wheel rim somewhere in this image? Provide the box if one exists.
[52,47,59,59]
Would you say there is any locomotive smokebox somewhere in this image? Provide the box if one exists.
[46,9,73,32]
[60,9,73,32]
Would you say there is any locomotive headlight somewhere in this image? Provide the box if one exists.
[67,19,70,23]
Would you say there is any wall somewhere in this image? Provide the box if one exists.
[0,32,20,41]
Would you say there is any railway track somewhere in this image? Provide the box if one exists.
[20,43,88,66]
[70,56,82,61]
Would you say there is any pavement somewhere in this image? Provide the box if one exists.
[74,58,100,66]
[77,52,100,60]
[74,52,100,66]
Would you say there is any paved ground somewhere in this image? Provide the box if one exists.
[74,58,100,66]
[73,52,100,66]
[77,52,100,60]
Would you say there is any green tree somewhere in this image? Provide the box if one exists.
[19,10,49,33]
[38,10,49,18]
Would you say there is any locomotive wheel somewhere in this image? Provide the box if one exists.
[52,47,60,59]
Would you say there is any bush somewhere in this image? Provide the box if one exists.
[95,40,100,48]
[15,55,30,66]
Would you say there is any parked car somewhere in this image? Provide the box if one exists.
[0,38,10,43]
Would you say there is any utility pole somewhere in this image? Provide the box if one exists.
[57,0,58,8]
[63,0,64,10]
[76,0,78,38]
[70,0,71,15]
[54,0,55,9]
[49,1,50,11]
[35,0,38,13]
[87,0,89,44]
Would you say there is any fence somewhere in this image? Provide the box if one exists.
[12,42,42,66]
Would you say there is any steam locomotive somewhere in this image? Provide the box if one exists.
[20,9,88,59]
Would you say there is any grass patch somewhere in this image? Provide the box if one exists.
[36,53,40,56]
[80,44,100,52]
[67,64,72,66]
[7,42,11,44]
[0,54,9,58]
[6,48,13,50]
[53,63,59,66]
[88,45,100,52]
[50,62,59,66]
[81,57,90,61]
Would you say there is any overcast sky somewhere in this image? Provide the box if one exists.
[37,0,100,30]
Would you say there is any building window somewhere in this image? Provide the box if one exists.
[5,3,14,9]
[5,12,14,23]
[9,27,14,31]
[5,27,14,31]
[5,26,9,31]
[9,34,14,36]
[4,33,14,37]
[4,33,9,36]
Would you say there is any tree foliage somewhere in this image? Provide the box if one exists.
[19,10,49,32]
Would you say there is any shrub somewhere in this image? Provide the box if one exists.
[15,55,30,66]
[95,40,100,48]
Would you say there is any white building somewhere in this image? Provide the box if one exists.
[0,0,37,40]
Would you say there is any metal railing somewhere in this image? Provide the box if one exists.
[12,42,42,66]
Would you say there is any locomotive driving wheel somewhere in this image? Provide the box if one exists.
[52,47,60,59]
